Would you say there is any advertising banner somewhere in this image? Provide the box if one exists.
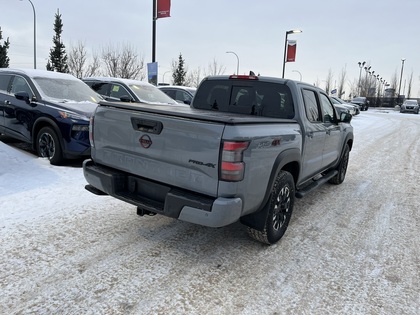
[147,62,158,85]
[286,40,297,62]
[157,0,171,19]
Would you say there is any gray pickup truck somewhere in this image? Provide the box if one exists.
[83,75,354,244]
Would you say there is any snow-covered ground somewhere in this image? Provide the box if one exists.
[1,109,419,315]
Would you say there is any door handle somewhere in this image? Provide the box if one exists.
[307,132,314,138]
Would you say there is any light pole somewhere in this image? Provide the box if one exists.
[226,51,239,75]
[282,29,302,78]
[357,61,365,96]
[162,71,171,84]
[20,0,36,69]
[398,58,406,103]
[292,70,302,81]
[361,65,371,97]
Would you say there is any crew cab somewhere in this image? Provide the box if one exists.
[83,75,353,244]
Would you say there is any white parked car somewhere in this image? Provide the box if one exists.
[400,100,419,114]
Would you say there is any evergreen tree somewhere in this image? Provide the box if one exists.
[172,53,186,86]
[46,9,68,72]
[0,27,10,68]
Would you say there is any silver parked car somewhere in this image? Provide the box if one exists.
[331,96,360,115]
[158,85,197,105]
[400,100,419,114]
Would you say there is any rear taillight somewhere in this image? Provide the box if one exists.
[89,117,94,147]
[220,141,249,181]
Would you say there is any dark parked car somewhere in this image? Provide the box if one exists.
[0,68,102,165]
[83,77,179,105]
[351,97,369,111]
[158,85,197,104]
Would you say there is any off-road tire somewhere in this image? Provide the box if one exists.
[329,144,350,185]
[247,171,295,245]
[36,126,63,165]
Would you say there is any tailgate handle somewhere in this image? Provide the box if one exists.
[131,118,163,134]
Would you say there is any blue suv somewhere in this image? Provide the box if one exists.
[0,69,102,165]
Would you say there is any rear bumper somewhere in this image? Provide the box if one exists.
[83,159,242,227]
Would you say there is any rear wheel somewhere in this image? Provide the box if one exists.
[247,171,295,245]
[329,144,350,185]
[36,126,63,165]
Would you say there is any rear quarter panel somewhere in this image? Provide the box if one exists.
[220,121,302,216]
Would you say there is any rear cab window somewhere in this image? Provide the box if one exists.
[192,79,295,118]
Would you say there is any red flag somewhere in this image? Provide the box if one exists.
[286,40,297,62]
[157,0,171,19]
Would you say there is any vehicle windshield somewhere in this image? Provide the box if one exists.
[34,77,103,103]
[404,100,417,105]
[129,84,178,104]
[352,97,365,102]
[186,88,197,95]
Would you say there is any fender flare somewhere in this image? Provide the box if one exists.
[240,148,301,231]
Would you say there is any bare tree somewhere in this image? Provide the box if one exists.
[337,66,347,98]
[390,70,398,96]
[406,71,413,98]
[85,52,102,77]
[102,45,120,77]
[325,69,333,95]
[204,58,226,76]
[68,41,87,78]
[184,67,202,87]
[120,45,144,79]
[68,41,102,78]
[102,44,144,79]
[348,79,359,100]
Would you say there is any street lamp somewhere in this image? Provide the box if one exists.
[363,65,371,96]
[357,61,365,96]
[226,51,239,75]
[20,0,36,69]
[282,29,302,78]
[162,71,171,84]
[292,70,302,81]
[398,58,406,103]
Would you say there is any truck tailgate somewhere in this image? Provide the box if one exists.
[92,105,224,197]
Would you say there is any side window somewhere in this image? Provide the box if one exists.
[302,89,321,122]
[319,93,335,123]
[163,89,176,99]
[90,82,110,97]
[110,84,130,99]
[11,76,33,98]
[0,74,12,92]
[177,90,192,104]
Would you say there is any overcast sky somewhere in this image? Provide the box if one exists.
[1,0,419,98]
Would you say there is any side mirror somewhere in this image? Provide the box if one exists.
[340,112,352,123]
[120,95,134,102]
[15,91,31,105]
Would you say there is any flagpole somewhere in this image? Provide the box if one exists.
[152,0,156,62]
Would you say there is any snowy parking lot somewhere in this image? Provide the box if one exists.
[1,108,419,315]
